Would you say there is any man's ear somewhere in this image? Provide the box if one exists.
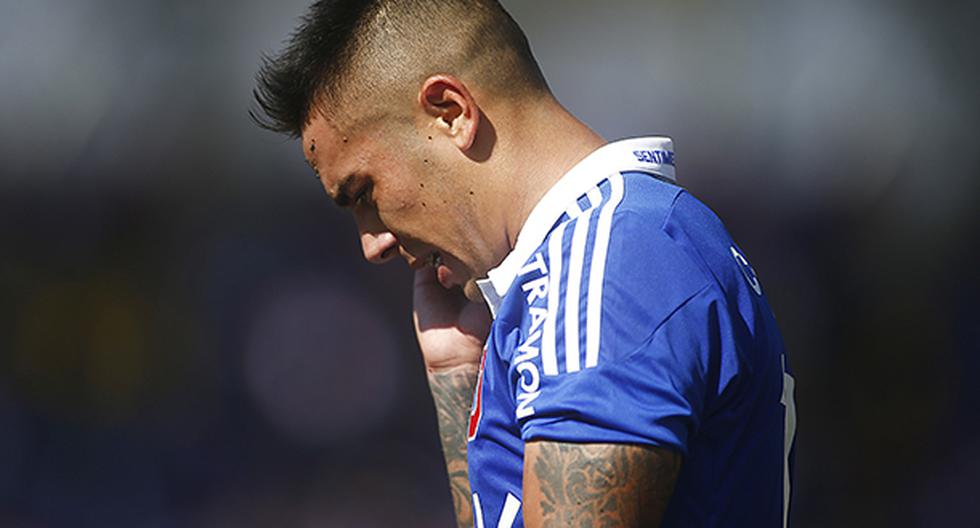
[419,75,480,152]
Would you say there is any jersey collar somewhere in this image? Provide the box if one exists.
[476,136,677,316]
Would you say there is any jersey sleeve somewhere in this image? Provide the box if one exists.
[512,208,743,456]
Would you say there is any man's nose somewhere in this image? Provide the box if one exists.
[360,230,398,264]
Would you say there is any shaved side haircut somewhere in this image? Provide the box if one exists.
[252,0,550,137]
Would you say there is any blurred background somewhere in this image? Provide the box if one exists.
[1,0,978,526]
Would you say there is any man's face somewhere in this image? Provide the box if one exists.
[302,112,490,299]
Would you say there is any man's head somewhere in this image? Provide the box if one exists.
[252,0,551,300]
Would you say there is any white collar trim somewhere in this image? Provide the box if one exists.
[476,136,676,316]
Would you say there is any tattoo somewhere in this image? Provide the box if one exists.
[527,442,681,527]
[427,364,479,528]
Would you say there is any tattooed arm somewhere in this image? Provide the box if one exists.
[427,364,479,527]
[523,441,682,528]
[414,269,491,527]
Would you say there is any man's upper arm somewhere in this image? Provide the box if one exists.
[512,196,736,525]
[522,441,681,527]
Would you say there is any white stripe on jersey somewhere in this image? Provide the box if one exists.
[585,188,603,211]
[563,188,604,373]
[498,494,522,528]
[585,172,626,368]
[541,221,568,376]
[473,493,485,528]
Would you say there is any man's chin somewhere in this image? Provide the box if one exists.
[462,279,484,303]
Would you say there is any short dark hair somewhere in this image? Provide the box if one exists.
[251,0,549,137]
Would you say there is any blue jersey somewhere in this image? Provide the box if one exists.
[469,137,796,527]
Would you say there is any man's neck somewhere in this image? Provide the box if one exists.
[500,100,606,250]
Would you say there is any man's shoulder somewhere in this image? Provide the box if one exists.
[616,169,687,225]
[508,171,723,306]
[604,173,716,303]
[500,172,715,330]
[494,169,742,329]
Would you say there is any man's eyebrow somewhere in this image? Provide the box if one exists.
[305,150,319,177]
[306,139,321,173]
[329,174,356,207]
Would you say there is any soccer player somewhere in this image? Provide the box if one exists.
[252,1,796,526]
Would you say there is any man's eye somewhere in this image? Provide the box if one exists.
[354,188,370,206]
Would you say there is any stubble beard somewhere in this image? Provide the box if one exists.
[462,279,483,304]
